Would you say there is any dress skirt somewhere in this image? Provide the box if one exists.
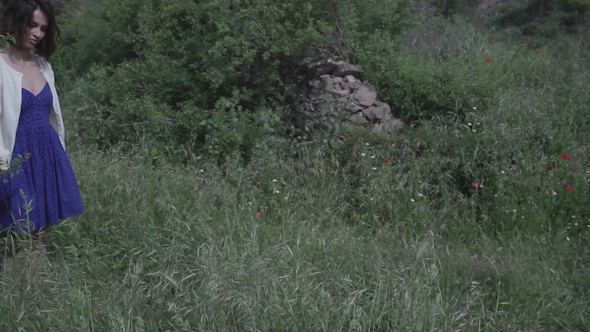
[0,82,84,233]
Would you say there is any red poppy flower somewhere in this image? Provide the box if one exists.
[486,58,493,62]
[567,186,575,192]
[490,71,496,75]
[556,164,562,168]
[573,167,578,171]
[383,157,390,163]
[535,50,540,54]
[561,154,571,160]
[256,211,264,218]
[471,182,479,188]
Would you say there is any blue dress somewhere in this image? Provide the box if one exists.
[0,82,84,232]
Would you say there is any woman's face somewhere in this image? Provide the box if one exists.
[22,8,48,50]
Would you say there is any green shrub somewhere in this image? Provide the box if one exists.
[351,17,494,120]
[431,0,481,15]
[55,0,417,163]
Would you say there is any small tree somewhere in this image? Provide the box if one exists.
[563,0,590,25]
[574,0,590,25]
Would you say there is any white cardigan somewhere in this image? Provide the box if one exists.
[0,51,65,169]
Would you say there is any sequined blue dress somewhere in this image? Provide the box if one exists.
[0,82,84,232]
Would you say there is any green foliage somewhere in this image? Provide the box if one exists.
[489,0,585,37]
[56,0,417,163]
[431,0,482,15]
[3,124,590,329]
[563,0,590,9]
[352,17,489,119]
[59,0,143,72]
[4,7,590,328]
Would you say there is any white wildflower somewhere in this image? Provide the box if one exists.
[472,129,477,133]
[468,122,473,126]
[410,198,415,202]
[371,155,376,159]
[361,153,366,156]
[372,167,377,170]
[272,179,277,182]
[501,170,505,174]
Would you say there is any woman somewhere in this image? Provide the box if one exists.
[0,0,84,281]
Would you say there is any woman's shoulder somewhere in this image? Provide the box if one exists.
[30,51,53,71]
[0,49,10,68]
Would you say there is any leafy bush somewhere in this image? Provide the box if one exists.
[350,16,494,120]
[430,0,481,15]
[56,0,416,163]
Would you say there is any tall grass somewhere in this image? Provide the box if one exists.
[2,16,590,332]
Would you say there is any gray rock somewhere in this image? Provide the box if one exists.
[308,78,321,88]
[343,75,356,83]
[332,77,344,84]
[307,60,337,78]
[320,76,351,97]
[318,76,332,90]
[362,102,392,121]
[325,88,351,97]
[342,81,361,91]
[353,82,378,107]
[348,112,369,124]
[307,59,362,78]
[345,102,364,113]
[292,58,403,138]
[314,97,348,113]
[332,62,363,77]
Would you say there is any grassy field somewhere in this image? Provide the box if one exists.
[2,15,590,332]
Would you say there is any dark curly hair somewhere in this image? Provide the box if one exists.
[0,0,60,60]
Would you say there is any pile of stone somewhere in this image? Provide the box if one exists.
[289,58,403,136]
